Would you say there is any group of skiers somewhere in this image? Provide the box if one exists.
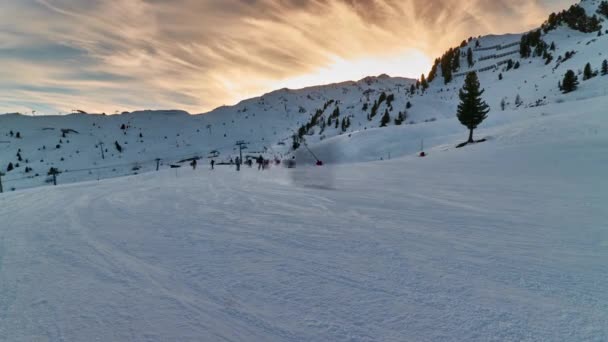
[187,154,323,172]
[202,155,288,171]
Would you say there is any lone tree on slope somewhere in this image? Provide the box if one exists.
[583,62,595,80]
[456,72,490,144]
[601,59,608,76]
[561,70,579,93]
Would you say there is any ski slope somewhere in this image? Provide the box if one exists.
[1,95,607,341]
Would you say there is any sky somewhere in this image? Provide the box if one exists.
[0,0,573,115]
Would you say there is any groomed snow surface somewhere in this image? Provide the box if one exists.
[1,95,607,341]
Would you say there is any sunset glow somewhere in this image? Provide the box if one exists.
[0,0,573,114]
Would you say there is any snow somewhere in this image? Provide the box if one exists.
[1,93,608,341]
[1,1,608,340]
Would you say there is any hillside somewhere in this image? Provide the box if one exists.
[2,1,608,340]
[1,93,607,341]
[1,0,608,192]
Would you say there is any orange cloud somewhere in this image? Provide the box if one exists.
[0,0,571,114]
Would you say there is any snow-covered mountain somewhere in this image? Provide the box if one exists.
[2,51,608,342]
[1,0,607,191]
[2,2,608,340]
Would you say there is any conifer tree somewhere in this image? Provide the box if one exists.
[601,59,608,76]
[394,111,406,125]
[467,48,474,68]
[380,109,391,127]
[561,70,579,93]
[515,94,523,107]
[583,62,595,80]
[456,72,490,144]
[451,49,461,71]
[420,74,429,90]
[599,1,608,17]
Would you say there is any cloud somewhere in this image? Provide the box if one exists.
[0,0,572,114]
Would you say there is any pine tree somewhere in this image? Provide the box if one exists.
[394,111,406,125]
[332,106,340,118]
[370,100,378,118]
[561,70,579,93]
[583,62,595,80]
[467,48,474,68]
[420,74,429,90]
[7,162,14,172]
[599,1,608,17]
[380,109,391,127]
[456,72,490,143]
[410,84,416,94]
[601,59,608,76]
[451,49,461,71]
[292,135,300,150]
[515,94,523,107]
[498,73,503,80]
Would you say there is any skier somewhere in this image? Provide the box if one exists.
[257,155,263,170]
[191,159,197,170]
[236,157,241,171]
[210,159,215,170]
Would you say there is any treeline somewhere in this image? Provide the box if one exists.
[426,38,478,85]
[542,4,602,33]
